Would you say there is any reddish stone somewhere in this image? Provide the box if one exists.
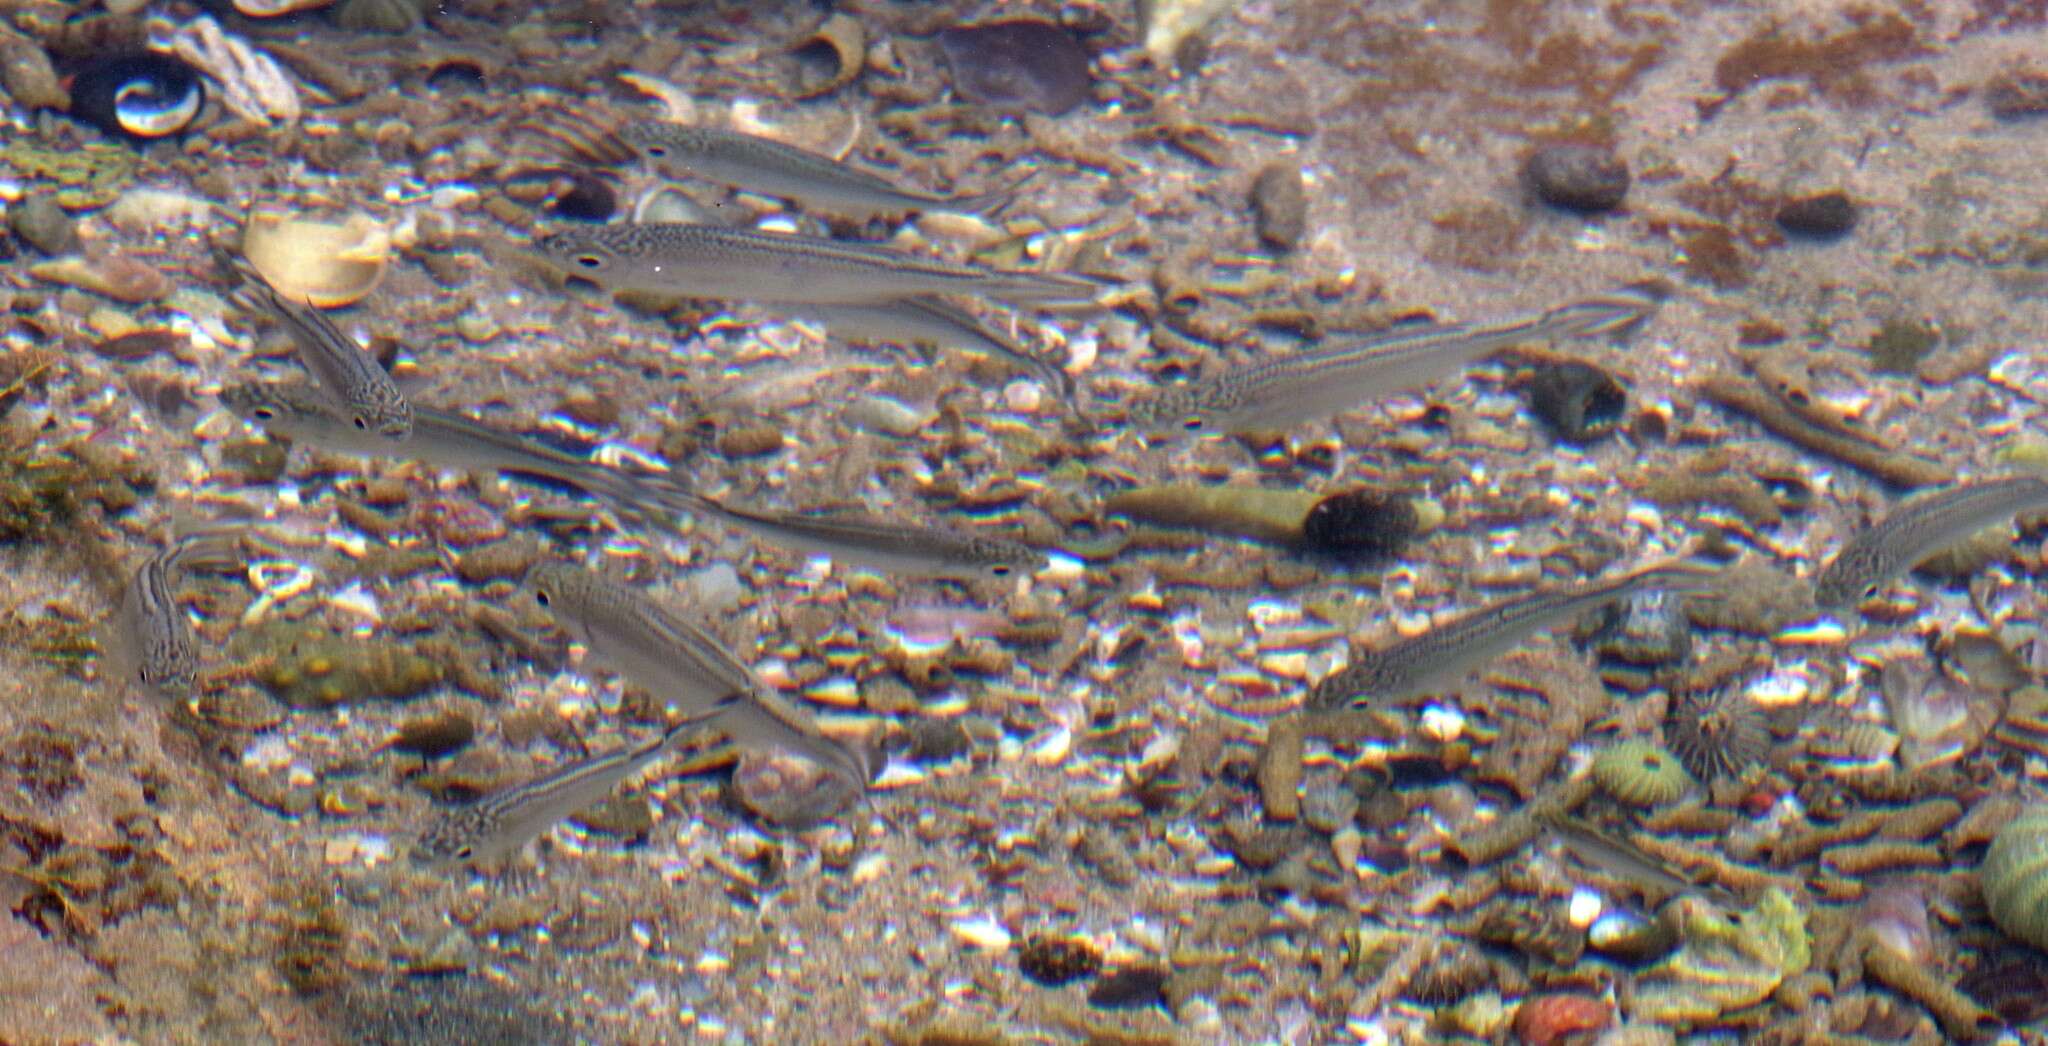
[1512,993,1611,1046]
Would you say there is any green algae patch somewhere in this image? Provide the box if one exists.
[0,139,135,210]
[1867,318,1940,374]
[243,621,444,709]
[1629,887,1809,1026]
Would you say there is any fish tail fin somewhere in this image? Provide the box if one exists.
[987,270,1111,308]
[1543,280,1672,341]
[518,106,637,167]
[948,168,1041,218]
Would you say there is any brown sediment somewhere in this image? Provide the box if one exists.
[1820,840,1944,876]
[1641,456,1783,529]
[1696,376,1954,489]
[1629,832,1801,896]
[1771,809,1885,864]
[1639,801,1738,835]
[1947,794,2027,853]
[1876,797,1964,841]
[1442,775,1593,868]
[1255,716,1305,821]
[1860,939,1997,1043]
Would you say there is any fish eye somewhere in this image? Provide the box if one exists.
[990,564,1013,577]
[251,406,276,420]
[533,588,552,608]
[352,416,369,431]
[1183,417,1204,431]
[644,144,667,158]
[1862,582,1881,600]
[574,253,605,270]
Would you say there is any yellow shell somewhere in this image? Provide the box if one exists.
[1591,739,1694,807]
[239,210,391,307]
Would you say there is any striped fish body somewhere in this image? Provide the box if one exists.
[526,223,1098,307]
[620,123,1013,219]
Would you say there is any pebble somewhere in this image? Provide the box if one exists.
[1986,70,2048,119]
[1775,190,1857,239]
[714,420,785,458]
[30,255,172,303]
[1523,143,1630,214]
[1250,162,1307,252]
[1088,965,1169,1010]
[937,18,1092,116]
[7,196,77,256]
[1299,774,1360,834]
[1524,361,1627,444]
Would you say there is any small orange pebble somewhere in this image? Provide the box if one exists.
[1512,993,1612,1046]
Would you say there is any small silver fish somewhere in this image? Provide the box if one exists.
[215,250,412,441]
[1309,562,1722,709]
[1540,813,1735,905]
[522,561,871,793]
[615,123,1019,219]
[801,297,1077,400]
[663,491,1050,581]
[103,526,245,701]
[1813,475,2048,609]
[1125,282,1666,436]
[220,382,680,524]
[525,222,1101,307]
[414,716,709,869]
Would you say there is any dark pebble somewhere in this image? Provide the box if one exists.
[390,711,476,759]
[1986,71,2048,120]
[1087,965,1168,1010]
[903,717,973,764]
[1297,489,1418,563]
[424,59,488,94]
[1250,162,1307,252]
[7,195,77,256]
[1775,190,1856,238]
[542,169,617,223]
[1017,934,1102,987]
[937,19,1092,116]
[1524,361,1627,444]
[1523,144,1630,214]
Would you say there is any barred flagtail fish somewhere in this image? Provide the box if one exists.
[665,491,1050,581]
[616,123,1018,219]
[1124,282,1667,436]
[803,297,1076,399]
[215,249,412,441]
[103,526,245,701]
[1308,562,1722,709]
[1813,475,2048,609]
[525,223,1101,307]
[413,716,709,869]
[520,562,871,793]
[219,382,680,523]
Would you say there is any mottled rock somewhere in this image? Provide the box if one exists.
[1775,190,1857,238]
[1523,144,1629,214]
[6,195,76,255]
[1250,162,1307,251]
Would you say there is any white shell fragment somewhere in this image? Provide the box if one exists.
[170,16,302,126]
[949,913,1013,952]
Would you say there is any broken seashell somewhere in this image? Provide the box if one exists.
[239,210,391,307]
[170,16,300,126]
[784,12,864,99]
[232,0,337,15]
[30,254,172,303]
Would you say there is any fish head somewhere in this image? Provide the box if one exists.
[967,538,1050,582]
[360,390,414,442]
[521,560,600,639]
[1121,388,1208,437]
[1810,549,1882,610]
[219,382,359,444]
[412,805,493,870]
[616,122,693,167]
[527,229,632,288]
